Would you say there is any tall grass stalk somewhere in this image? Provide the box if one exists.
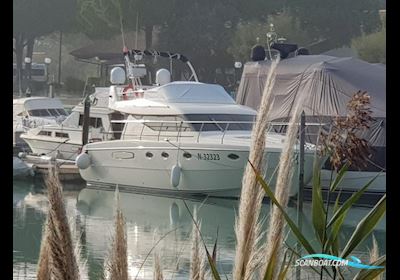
[263,102,304,278]
[105,186,129,280]
[369,235,382,280]
[69,213,89,279]
[190,207,207,280]
[152,229,164,280]
[41,167,81,280]
[153,250,164,280]
[233,57,280,280]
[37,217,51,280]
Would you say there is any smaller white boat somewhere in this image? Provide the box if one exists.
[13,97,68,150]
[20,88,119,160]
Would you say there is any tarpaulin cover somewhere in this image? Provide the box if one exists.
[236,55,386,170]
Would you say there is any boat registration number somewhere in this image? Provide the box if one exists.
[197,153,220,160]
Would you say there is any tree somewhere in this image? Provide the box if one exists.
[156,0,240,83]
[13,0,77,92]
[285,0,381,51]
[351,14,385,63]
[77,0,173,49]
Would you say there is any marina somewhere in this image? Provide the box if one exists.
[13,1,386,279]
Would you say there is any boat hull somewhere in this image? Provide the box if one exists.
[320,169,386,193]
[20,137,81,160]
[78,141,315,197]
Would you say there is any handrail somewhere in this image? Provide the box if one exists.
[197,123,204,143]
[113,118,330,146]
[110,119,329,126]
[221,123,230,144]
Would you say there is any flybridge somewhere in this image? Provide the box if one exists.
[126,49,190,63]
[141,82,235,104]
[123,48,199,83]
[107,82,249,116]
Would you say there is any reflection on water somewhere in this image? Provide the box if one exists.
[13,179,385,279]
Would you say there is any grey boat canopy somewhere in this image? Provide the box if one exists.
[236,55,385,119]
[236,55,386,170]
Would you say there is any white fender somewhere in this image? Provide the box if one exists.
[170,164,181,188]
[76,153,91,169]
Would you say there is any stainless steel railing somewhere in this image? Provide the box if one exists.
[108,119,329,145]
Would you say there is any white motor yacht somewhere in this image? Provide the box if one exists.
[20,88,123,160]
[75,49,318,197]
[13,97,68,150]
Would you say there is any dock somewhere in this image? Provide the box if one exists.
[19,155,84,182]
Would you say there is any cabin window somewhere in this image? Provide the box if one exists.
[78,115,103,128]
[161,152,169,158]
[90,117,103,128]
[28,109,51,117]
[184,114,255,131]
[124,114,254,134]
[228,153,240,160]
[38,131,52,136]
[183,152,192,159]
[48,109,60,116]
[55,132,69,138]
[146,152,154,158]
[133,115,192,132]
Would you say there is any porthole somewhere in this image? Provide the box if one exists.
[228,153,240,160]
[146,152,154,158]
[161,152,169,158]
[183,152,192,159]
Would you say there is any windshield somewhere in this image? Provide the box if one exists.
[28,108,68,117]
[184,114,255,131]
[129,114,255,132]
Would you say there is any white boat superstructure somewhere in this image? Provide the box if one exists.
[20,88,124,160]
[77,78,317,197]
[13,97,68,149]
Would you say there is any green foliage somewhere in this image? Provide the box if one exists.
[248,161,317,256]
[13,0,77,92]
[76,0,288,83]
[77,0,173,46]
[352,255,386,280]
[351,29,386,64]
[13,0,77,38]
[341,194,386,259]
[251,160,386,279]
[286,0,381,50]
[77,0,121,39]
[157,0,241,82]
[34,33,98,83]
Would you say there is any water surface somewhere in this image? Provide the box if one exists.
[13,179,386,279]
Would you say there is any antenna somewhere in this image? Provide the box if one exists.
[266,23,277,59]
[135,11,139,50]
[117,0,126,49]
[117,0,136,88]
